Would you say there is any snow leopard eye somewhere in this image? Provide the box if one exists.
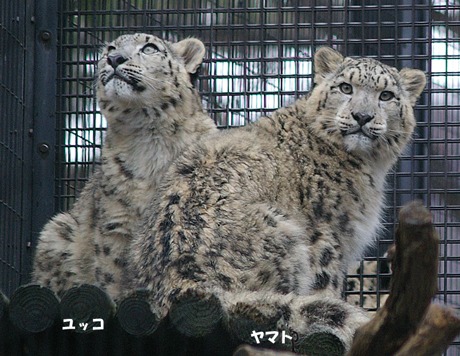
[142,43,159,55]
[379,91,395,101]
[339,83,353,95]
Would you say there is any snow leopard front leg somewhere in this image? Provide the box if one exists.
[130,201,369,353]
[161,286,369,355]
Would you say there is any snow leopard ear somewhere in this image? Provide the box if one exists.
[172,38,206,75]
[399,68,426,105]
[314,47,344,85]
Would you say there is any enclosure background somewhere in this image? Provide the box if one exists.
[1,0,459,353]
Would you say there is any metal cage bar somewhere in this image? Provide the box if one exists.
[0,0,35,297]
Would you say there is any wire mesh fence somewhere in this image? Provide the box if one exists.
[1,0,460,354]
[0,0,33,298]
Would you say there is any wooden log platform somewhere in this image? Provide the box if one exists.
[1,201,460,355]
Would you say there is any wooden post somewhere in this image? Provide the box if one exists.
[347,201,440,356]
[60,284,116,333]
[8,283,60,333]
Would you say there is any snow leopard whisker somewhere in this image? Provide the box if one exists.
[386,130,406,138]
[377,136,392,152]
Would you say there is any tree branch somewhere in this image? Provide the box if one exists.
[347,201,440,356]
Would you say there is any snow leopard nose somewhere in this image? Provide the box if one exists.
[352,112,373,127]
[107,54,128,69]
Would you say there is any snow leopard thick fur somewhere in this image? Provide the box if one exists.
[124,47,426,354]
[32,33,217,298]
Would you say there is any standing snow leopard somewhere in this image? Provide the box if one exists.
[32,34,217,299]
[125,47,425,354]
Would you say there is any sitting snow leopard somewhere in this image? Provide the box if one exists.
[124,47,425,355]
[32,33,217,299]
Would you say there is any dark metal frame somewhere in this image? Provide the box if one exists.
[30,0,59,283]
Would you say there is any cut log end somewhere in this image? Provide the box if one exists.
[9,283,60,333]
[227,302,282,344]
[117,290,159,336]
[298,332,344,356]
[60,284,115,334]
[169,289,222,337]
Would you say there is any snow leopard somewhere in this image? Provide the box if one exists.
[32,33,217,299]
[124,47,425,354]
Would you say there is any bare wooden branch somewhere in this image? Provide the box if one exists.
[8,284,59,333]
[393,304,460,356]
[60,284,116,334]
[347,201,440,356]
